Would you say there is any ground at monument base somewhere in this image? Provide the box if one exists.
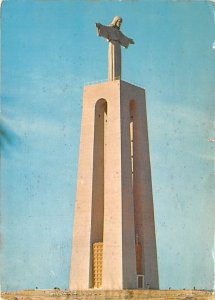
[2,289,215,300]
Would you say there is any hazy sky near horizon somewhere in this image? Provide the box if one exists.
[1,0,215,292]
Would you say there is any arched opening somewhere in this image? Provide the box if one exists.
[91,99,107,288]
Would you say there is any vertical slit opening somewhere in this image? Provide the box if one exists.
[130,116,134,186]
[91,99,107,288]
[130,100,143,280]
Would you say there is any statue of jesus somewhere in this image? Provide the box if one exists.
[96,16,134,81]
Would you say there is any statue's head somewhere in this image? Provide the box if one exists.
[110,16,122,29]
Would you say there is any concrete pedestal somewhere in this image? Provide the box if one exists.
[69,80,159,290]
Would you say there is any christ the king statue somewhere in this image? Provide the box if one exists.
[96,16,134,81]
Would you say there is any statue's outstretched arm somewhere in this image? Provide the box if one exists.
[129,38,135,44]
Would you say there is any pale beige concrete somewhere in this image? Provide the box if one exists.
[121,81,159,289]
[69,91,96,289]
[70,80,158,290]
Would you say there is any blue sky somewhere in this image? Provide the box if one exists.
[1,0,215,292]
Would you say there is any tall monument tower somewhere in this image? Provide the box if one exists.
[69,17,159,290]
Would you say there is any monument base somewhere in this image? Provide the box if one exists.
[2,289,214,300]
[70,80,159,290]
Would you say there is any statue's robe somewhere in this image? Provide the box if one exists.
[96,23,133,80]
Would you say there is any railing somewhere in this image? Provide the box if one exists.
[83,77,145,88]
[84,78,108,86]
